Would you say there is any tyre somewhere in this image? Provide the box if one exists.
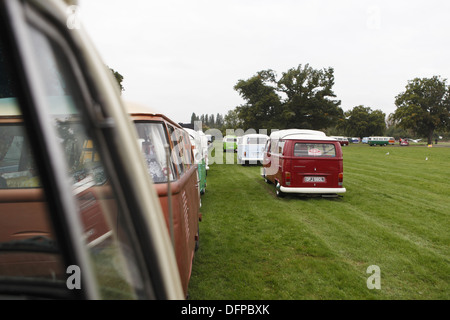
[276,183,285,198]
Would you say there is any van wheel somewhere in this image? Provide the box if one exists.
[195,225,200,252]
[276,189,285,198]
[276,183,285,198]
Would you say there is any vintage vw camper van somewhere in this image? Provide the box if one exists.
[185,128,207,195]
[262,129,346,197]
[237,133,269,165]
[223,135,238,152]
[368,136,391,146]
[0,0,182,300]
[128,103,201,297]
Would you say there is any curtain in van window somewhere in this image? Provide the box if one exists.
[180,130,192,169]
[294,143,336,157]
[0,128,15,165]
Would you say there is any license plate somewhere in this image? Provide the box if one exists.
[304,176,325,182]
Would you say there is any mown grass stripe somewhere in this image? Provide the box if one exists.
[188,144,450,300]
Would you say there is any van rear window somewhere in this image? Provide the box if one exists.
[294,143,336,157]
[247,137,267,145]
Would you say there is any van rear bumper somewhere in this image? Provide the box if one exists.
[279,186,346,194]
[239,157,263,163]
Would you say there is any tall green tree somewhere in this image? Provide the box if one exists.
[190,112,199,126]
[109,67,124,93]
[340,105,386,137]
[224,109,243,130]
[394,76,450,144]
[233,65,343,131]
[215,113,224,128]
[277,64,343,130]
[234,70,282,130]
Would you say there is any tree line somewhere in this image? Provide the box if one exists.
[190,64,450,145]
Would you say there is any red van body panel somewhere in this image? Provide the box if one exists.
[129,108,201,297]
[263,130,346,196]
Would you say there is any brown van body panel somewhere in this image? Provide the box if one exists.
[0,182,117,278]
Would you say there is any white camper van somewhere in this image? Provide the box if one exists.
[237,133,269,165]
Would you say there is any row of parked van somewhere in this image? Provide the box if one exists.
[127,102,208,297]
[228,130,346,197]
[0,0,347,300]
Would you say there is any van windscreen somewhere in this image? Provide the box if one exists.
[294,143,336,157]
[135,122,175,183]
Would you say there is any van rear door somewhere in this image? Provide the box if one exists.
[288,141,342,189]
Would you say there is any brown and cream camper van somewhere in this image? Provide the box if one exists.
[128,102,201,297]
[0,0,182,299]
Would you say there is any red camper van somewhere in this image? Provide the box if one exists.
[262,129,346,197]
[128,103,201,297]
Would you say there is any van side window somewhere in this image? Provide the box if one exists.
[271,139,285,155]
[270,140,278,154]
[167,124,184,177]
[135,122,175,183]
[294,143,336,157]
[278,140,285,154]
[0,17,148,298]
[0,125,40,188]
[180,130,192,169]
[265,140,271,153]
[28,22,147,298]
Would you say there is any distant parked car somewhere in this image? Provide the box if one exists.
[400,139,410,146]
[330,136,349,146]
[362,137,369,144]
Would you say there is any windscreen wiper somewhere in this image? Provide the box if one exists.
[0,236,58,253]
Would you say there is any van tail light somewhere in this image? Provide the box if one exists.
[285,172,291,186]
[244,151,247,157]
[338,172,344,186]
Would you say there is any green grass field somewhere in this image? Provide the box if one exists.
[188,143,449,300]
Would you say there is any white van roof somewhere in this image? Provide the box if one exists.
[242,133,269,139]
[270,129,329,140]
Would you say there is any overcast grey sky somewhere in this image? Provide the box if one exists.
[79,0,450,124]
